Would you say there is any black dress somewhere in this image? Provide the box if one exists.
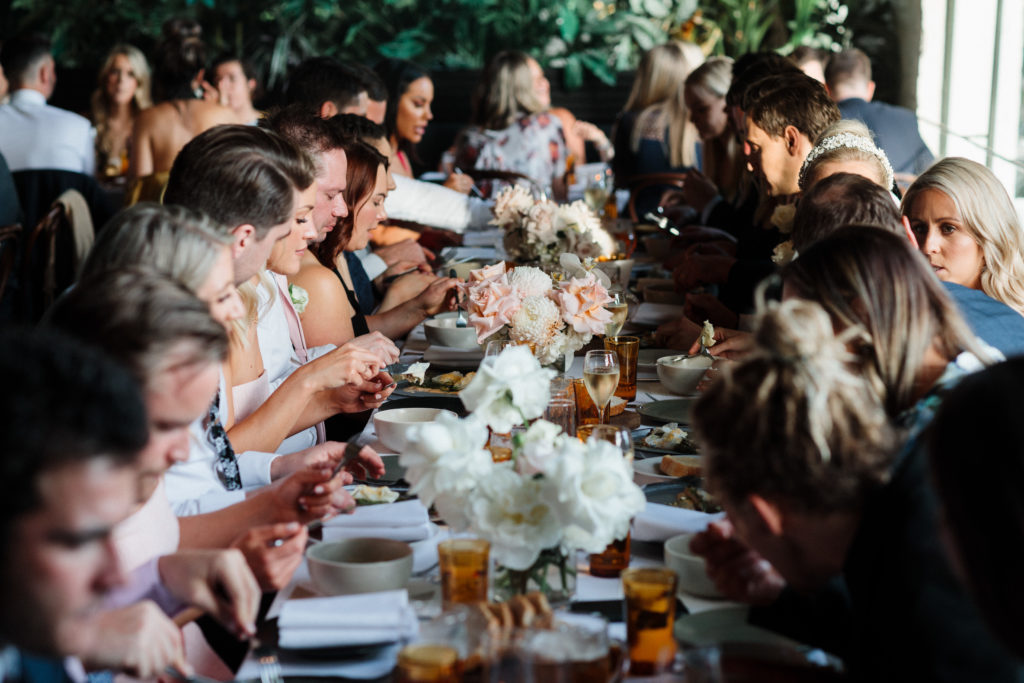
[331,265,370,337]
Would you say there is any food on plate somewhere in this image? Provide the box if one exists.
[468,592,555,654]
[350,485,400,505]
[700,320,716,348]
[395,361,430,385]
[643,422,699,452]
[433,370,476,391]
[659,454,702,478]
[671,480,720,513]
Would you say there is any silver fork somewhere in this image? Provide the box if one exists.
[254,642,282,683]
[449,268,468,328]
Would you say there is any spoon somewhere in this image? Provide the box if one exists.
[449,268,468,328]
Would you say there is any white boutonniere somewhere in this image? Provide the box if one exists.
[288,283,309,314]
[771,240,797,265]
[771,204,797,234]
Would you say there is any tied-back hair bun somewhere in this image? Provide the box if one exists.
[692,298,894,514]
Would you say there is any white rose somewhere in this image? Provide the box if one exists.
[468,467,562,569]
[459,345,556,432]
[398,413,493,526]
[544,437,646,553]
[515,419,566,476]
[524,202,558,245]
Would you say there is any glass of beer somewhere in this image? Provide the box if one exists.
[604,335,639,401]
[583,350,620,424]
[438,537,490,608]
[622,567,679,675]
[396,643,460,683]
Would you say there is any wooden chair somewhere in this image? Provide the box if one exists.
[624,172,688,223]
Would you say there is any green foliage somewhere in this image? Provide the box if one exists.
[4,0,873,92]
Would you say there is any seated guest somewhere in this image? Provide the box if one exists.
[691,296,1019,680]
[825,48,933,177]
[291,141,457,347]
[613,41,702,186]
[0,34,95,174]
[798,119,894,192]
[527,57,612,164]
[90,44,151,181]
[283,56,369,118]
[902,157,1024,317]
[129,19,237,200]
[929,357,1024,659]
[377,58,475,194]
[789,45,829,83]
[452,51,566,198]
[791,173,901,253]
[350,62,388,124]
[0,328,260,680]
[209,54,261,125]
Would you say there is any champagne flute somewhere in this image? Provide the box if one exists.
[605,289,629,337]
[583,350,620,425]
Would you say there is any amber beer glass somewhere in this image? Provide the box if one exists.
[438,538,490,608]
[622,567,678,675]
[604,336,639,401]
[396,643,460,683]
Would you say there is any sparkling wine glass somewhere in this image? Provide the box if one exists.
[605,289,629,336]
[583,350,620,425]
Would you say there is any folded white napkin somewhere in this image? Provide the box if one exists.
[324,500,429,528]
[422,345,484,364]
[631,502,725,542]
[631,303,685,327]
[278,590,418,649]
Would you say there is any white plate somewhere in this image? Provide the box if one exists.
[633,457,680,485]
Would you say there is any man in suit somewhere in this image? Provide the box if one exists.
[825,48,934,176]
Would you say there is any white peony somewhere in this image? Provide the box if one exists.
[467,467,563,569]
[508,266,553,297]
[515,419,566,475]
[509,295,561,348]
[397,412,493,527]
[459,345,556,432]
[491,185,535,228]
[543,437,646,553]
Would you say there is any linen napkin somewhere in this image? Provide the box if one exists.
[631,502,725,542]
[322,500,432,542]
[631,303,685,327]
[277,590,418,649]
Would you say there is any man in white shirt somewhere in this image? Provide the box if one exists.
[0,35,94,174]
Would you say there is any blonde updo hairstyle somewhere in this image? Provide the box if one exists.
[799,119,894,191]
[901,157,1024,316]
[693,298,894,513]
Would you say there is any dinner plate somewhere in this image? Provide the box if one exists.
[638,348,677,371]
[633,458,681,485]
[638,398,698,424]
[643,479,703,505]
[631,427,699,456]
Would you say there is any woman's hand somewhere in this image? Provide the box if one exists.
[687,328,752,360]
[231,523,307,592]
[305,344,384,392]
[156,549,261,639]
[443,173,476,195]
[343,331,400,366]
[415,276,458,317]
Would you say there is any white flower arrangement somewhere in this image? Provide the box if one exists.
[398,346,646,570]
[459,261,613,368]
[491,186,617,263]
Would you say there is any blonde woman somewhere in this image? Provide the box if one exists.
[90,44,151,180]
[689,295,1016,680]
[799,119,894,191]
[902,157,1024,317]
[612,41,703,182]
[452,50,567,198]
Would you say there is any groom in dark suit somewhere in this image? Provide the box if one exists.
[825,48,934,177]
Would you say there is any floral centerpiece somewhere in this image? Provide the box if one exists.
[491,185,618,264]
[398,346,646,603]
[459,260,613,369]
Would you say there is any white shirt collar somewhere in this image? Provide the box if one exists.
[9,89,48,108]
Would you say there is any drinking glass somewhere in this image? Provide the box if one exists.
[576,423,634,461]
[484,339,514,358]
[604,290,630,337]
[572,378,599,426]
[583,350,619,425]
[583,172,610,214]
[589,533,630,578]
[622,567,678,675]
[604,335,639,400]
[515,615,611,683]
[438,537,490,608]
[396,643,460,683]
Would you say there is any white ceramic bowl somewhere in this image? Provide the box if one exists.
[657,354,713,395]
[373,407,456,453]
[307,538,413,596]
[424,313,481,350]
[664,533,722,599]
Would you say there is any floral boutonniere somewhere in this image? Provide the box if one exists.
[288,283,309,314]
[771,204,797,234]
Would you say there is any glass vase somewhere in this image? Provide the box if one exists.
[492,547,577,606]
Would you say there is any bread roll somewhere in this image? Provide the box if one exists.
[659,454,702,478]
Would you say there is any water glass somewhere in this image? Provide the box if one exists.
[622,567,679,675]
[438,538,490,608]
[604,335,639,401]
